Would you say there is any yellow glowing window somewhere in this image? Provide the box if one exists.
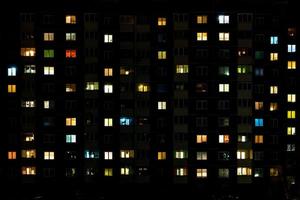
[22,167,36,175]
[66,15,76,24]
[137,84,150,92]
[237,150,246,159]
[120,150,134,158]
[196,135,207,143]
[255,101,263,110]
[66,117,76,126]
[176,168,188,176]
[196,152,207,160]
[287,127,296,135]
[270,86,278,94]
[104,168,113,176]
[219,84,230,92]
[157,101,167,110]
[197,32,208,41]
[287,94,296,102]
[158,51,167,59]
[44,33,54,41]
[157,152,166,160]
[219,135,230,143]
[287,61,296,69]
[270,53,278,61]
[287,110,296,119]
[270,168,279,176]
[269,102,278,111]
[20,48,36,57]
[44,151,55,160]
[255,135,264,144]
[24,132,34,142]
[85,82,99,91]
[66,50,76,58]
[175,151,188,159]
[176,64,189,74]
[21,150,36,158]
[8,84,16,93]
[104,68,113,76]
[237,167,252,176]
[120,167,130,175]
[104,118,113,127]
[44,66,54,75]
[219,32,230,41]
[196,168,207,178]
[158,17,167,26]
[66,84,76,92]
[8,151,16,160]
[197,15,207,24]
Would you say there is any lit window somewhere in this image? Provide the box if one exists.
[104,84,113,93]
[21,149,36,158]
[238,135,247,143]
[219,84,230,92]
[196,152,207,160]
[219,135,230,143]
[287,61,296,69]
[8,65,17,76]
[175,151,188,159]
[270,168,279,176]
[8,151,16,160]
[270,36,278,44]
[157,101,167,110]
[66,15,76,24]
[120,150,134,158]
[157,152,166,160]
[237,65,252,74]
[24,65,36,74]
[287,110,296,119]
[255,118,264,127]
[44,49,54,58]
[104,168,113,176]
[219,168,229,178]
[270,53,278,61]
[219,66,230,76]
[104,68,113,76]
[158,51,167,59]
[66,50,76,58]
[288,44,296,53]
[270,86,278,94]
[65,84,76,92]
[288,28,296,37]
[20,48,35,57]
[197,32,208,41]
[120,66,131,75]
[21,100,35,108]
[196,135,207,143]
[219,32,230,41]
[158,17,167,26]
[44,151,55,160]
[8,84,16,93]
[287,94,296,102]
[137,84,150,92]
[66,118,76,126]
[287,144,296,152]
[84,150,99,159]
[24,132,34,142]
[104,151,113,160]
[44,33,54,41]
[287,127,296,135]
[176,168,187,176]
[255,135,264,144]
[44,100,54,109]
[255,101,264,110]
[44,66,54,75]
[237,167,252,176]
[269,102,278,111]
[176,64,189,74]
[104,118,113,127]
[85,82,99,91]
[104,34,113,43]
[22,167,36,175]
[120,167,130,175]
[218,15,229,24]
[66,33,76,41]
[237,150,246,159]
[120,117,133,126]
[197,15,207,24]
[66,134,76,143]
[196,168,207,178]
[254,168,263,178]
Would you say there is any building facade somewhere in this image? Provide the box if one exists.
[0,0,298,199]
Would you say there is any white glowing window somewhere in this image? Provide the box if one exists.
[104,34,113,43]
